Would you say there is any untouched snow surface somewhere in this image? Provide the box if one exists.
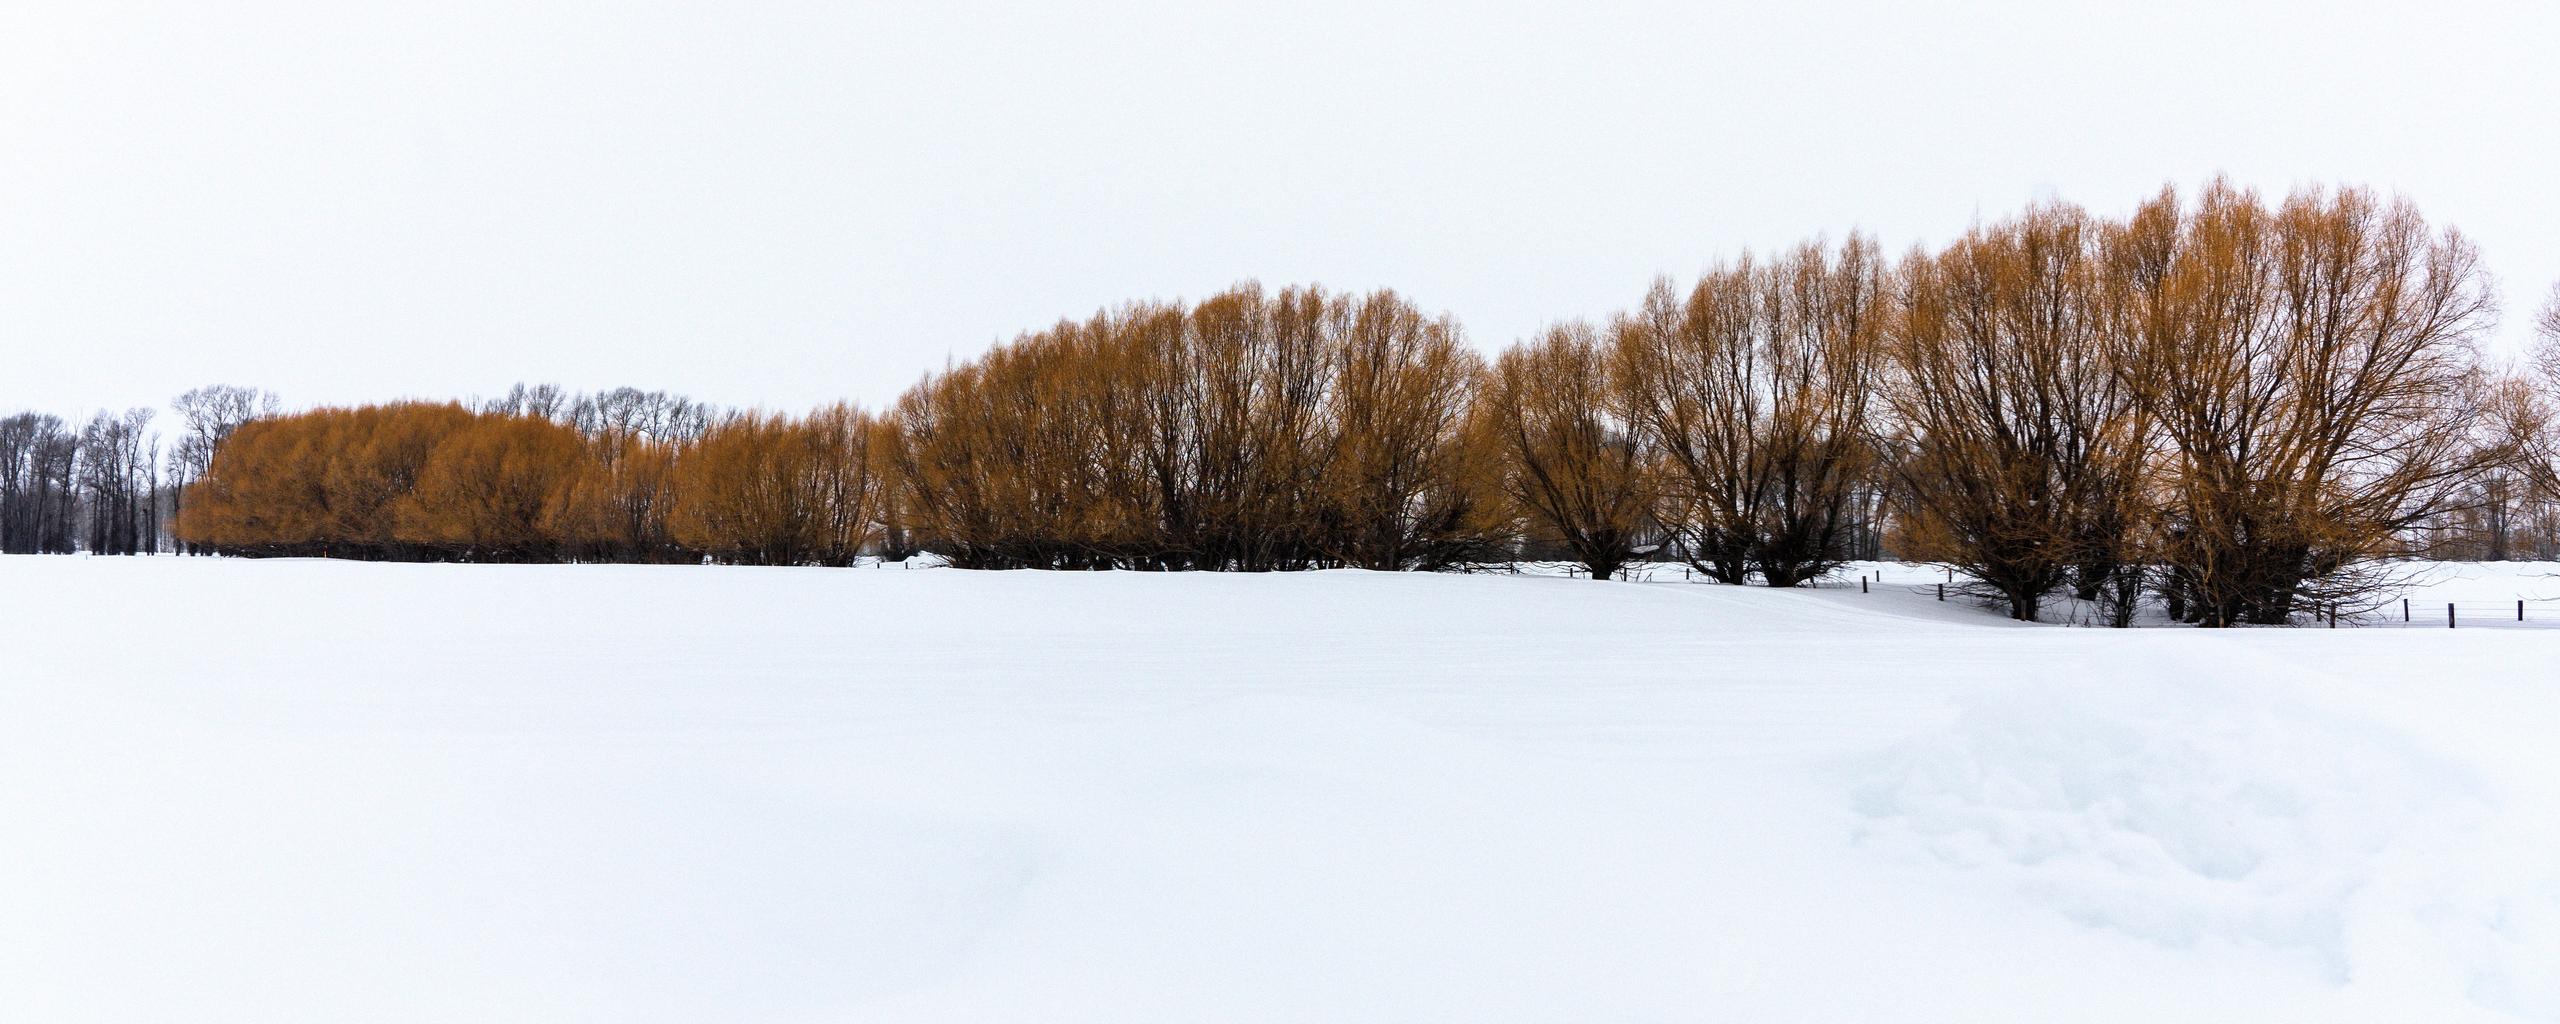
[2,556,2556,1022]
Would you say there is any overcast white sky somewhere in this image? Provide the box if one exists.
[4,0,2556,418]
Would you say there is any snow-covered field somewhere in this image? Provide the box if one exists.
[3,556,2555,1022]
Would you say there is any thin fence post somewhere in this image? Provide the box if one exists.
[2402,598,2409,623]
[1937,583,1945,602]
[2449,603,2456,629]
[1861,577,1869,594]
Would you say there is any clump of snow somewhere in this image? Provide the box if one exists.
[1857,652,2446,962]
[1854,642,2560,1016]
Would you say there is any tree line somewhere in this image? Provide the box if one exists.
[165,387,894,566]
[13,179,2560,626]
[3,386,282,557]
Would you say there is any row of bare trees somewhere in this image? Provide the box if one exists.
[169,395,893,566]
[2,386,279,557]
[891,286,1498,570]
[39,180,2560,625]
[1886,183,2528,624]
[1488,181,2548,624]
[2462,283,2560,561]
[163,290,1508,572]
[0,413,84,553]
[3,409,177,555]
[1482,182,2560,626]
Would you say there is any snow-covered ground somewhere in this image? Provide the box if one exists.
[2,556,2555,1022]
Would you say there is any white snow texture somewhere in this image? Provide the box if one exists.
[2,556,2556,1021]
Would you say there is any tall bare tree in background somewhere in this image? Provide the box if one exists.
[481,382,571,421]
[2536,284,2560,395]
[76,409,159,555]
[2501,284,2560,557]
[558,386,711,563]
[2435,377,2555,561]
[168,385,278,554]
[0,414,80,554]
[1483,323,1656,581]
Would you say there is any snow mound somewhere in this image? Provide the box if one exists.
[1852,643,2560,1016]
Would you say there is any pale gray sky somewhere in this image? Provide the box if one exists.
[5,0,2556,417]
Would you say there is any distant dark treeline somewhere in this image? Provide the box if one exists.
[2,408,163,556]
[10,179,2560,627]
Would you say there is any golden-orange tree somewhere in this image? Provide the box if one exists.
[889,284,1499,570]
[1882,203,2153,622]
[1616,239,1885,586]
[669,405,885,567]
[1320,290,1498,570]
[178,402,479,559]
[1480,323,1655,580]
[2125,182,2502,624]
[393,413,587,561]
[180,402,667,562]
